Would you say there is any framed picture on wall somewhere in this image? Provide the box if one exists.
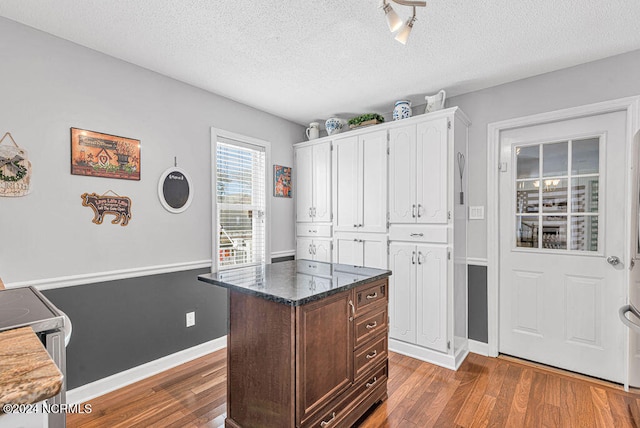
[273,165,292,198]
[71,128,141,180]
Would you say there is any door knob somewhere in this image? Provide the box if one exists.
[607,256,621,266]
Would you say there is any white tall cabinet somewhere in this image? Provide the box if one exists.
[295,141,332,262]
[387,108,469,369]
[294,107,469,370]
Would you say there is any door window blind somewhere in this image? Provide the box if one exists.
[216,140,266,269]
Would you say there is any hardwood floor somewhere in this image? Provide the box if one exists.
[68,349,640,427]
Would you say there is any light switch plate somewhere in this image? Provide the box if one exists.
[469,206,485,220]
[186,311,195,327]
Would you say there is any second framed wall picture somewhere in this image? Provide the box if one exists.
[273,165,292,198]
[71,128,141,180]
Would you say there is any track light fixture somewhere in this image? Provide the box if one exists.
[381,0,426,45]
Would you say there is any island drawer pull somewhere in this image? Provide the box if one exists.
[366,350,377,360]
[366,376,378,388]
[366,321,378,329]
[366,292,378,300]
[320,412,336,427]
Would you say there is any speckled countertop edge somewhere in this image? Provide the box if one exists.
[198,269,391,306]
[0,278,63,408]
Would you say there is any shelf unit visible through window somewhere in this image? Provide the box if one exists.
[514,137,600,252]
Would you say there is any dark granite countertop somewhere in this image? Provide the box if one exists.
[198,260,391,306]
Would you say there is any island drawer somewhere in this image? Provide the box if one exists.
[354,334,387,381]
[354,307,388,348]
[297,223,332,237]
[354,279,387,314]
[302,362,388,428]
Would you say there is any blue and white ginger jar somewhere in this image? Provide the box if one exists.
[325,117,344,135]
[393,100,412,121]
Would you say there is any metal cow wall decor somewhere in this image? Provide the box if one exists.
[81,191,132,226]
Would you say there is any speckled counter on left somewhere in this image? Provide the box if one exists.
[0,278,62,408]
[0,326,62,407]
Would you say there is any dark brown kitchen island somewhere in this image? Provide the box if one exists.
[198,260,391,428]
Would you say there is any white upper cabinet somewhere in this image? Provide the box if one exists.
[333,130,387,233]
[295,141,331,223]
[417,118,448,224]
[389,118,448,224]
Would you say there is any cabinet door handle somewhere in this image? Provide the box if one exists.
[412,204,417,218]
[309,245,313,254]
[353,224,358,228]
[366,376,378,388]
[417,204,423,218]
[309,207,313,218]
[312,244,317,255]
[366,321,378,329]
[313,207,317,217]
[358,223,363,228]
[418,252,423,265]
[366,292,378,300]
[366,350,378,360]
[349,300,355,316]
[320,412,336,427]
[412,251,416,265]
[410,233,424,237]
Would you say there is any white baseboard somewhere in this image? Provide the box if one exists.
[6,260,213,291]
[67,336,227,405]
[468,339,490,356]
[389,338,459,370]
[467,258,489,267]
[271,250,295,259]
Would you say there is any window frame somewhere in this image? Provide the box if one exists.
[211,128,271,272]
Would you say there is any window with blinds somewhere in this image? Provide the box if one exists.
[216,139,266,269]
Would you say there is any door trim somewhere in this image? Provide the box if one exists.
[486,97,640,382]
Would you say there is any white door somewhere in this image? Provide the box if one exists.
[388,243,416,343]
[333,136,359,232]
[360,131,388,233]
[295,145,313,222]
[313,239,332,263]
[334,233,361,266]
[417,118,448,224]
[389,125,416,223]
[296,237,313,261]
[416,244,448,352]
[361,234,388,269]
[499,111,627,383]
[312,142,332,222]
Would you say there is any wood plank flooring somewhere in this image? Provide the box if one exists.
[68,350,640,427]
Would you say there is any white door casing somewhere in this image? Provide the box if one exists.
[498,110,627,383]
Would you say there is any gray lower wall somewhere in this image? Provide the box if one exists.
[468,265,488,343]
[42,268,227,390]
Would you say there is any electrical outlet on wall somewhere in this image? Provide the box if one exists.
[186,311,196,327]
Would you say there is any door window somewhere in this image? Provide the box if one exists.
[515,138,600,251]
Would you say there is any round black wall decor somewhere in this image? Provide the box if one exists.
[158,167,193,213]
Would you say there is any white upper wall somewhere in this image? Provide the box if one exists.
[449,49,640,261]
[0,17,304,283]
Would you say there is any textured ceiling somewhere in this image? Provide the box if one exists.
[1,0,640,126]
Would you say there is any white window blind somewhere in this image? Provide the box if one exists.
[216,140,266,269]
